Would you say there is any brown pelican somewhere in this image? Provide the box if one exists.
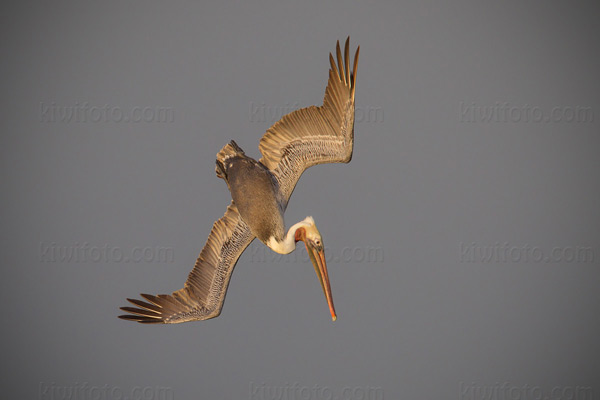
[119,38,359,323]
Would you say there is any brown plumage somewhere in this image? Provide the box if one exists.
[119,38,359,323]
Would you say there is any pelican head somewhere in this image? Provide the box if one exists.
[294,217,337,321]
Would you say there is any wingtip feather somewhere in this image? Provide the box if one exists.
[336,41,345,85]
[344,37,350,85]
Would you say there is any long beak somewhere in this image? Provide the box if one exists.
[304,241,337,321]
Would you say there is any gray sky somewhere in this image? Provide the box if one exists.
[2,1,599,399]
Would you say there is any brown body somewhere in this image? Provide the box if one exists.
[216,144,285,244]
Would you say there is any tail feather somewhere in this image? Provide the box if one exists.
[216,140,244,163]
[215,140,245,180]
[215,159,227,180]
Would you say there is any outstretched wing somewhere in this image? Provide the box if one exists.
[258,38,359,203]
[119,202,255,323]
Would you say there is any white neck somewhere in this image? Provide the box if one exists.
[266,218,313,254]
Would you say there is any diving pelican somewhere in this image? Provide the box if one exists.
[119,38,359,323]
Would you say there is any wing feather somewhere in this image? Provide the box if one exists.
[258,38,359,203]
[119,202,255,323]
